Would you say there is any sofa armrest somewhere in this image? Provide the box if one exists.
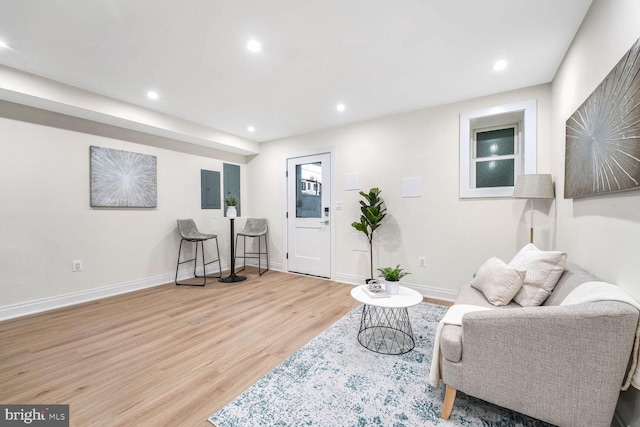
[459,301,638,426]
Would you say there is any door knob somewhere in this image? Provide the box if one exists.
[319,219,329,225]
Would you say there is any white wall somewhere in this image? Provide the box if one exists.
[552,0,640,298]
[247,83,552,297]
[551,0,640,424]
[5,83,554,314]
[0,104,246,316]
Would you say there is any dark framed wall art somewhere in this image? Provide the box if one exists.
[565,37,640,199]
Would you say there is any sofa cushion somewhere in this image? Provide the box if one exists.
[470,257,525,306]
[543,262,598,306]
[509,243,567,307]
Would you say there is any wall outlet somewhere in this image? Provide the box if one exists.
[336,201,343,210]
[72,260,83,272]
[418,256,426,267]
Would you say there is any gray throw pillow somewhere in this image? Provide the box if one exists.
[470,257,526,306]
[509,243,567,307]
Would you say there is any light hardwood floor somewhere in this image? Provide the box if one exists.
[0,270,450,426]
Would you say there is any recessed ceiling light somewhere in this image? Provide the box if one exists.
[147,91,159,100]
[336,103,346,112]
[247,126,255,133]
[0,40,9,49]
[493,60,507,71]
[247,40,261,53]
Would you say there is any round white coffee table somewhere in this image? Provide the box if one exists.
[350,285,423,355]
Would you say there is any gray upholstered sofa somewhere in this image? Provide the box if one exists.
[439,261,639,426]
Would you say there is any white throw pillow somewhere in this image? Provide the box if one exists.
[509,243,567,307]
[470,257,526,306]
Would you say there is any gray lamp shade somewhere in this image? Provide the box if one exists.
[512,174,555,199]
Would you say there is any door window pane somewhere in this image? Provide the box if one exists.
[296,162,322,218]
[476,159,514,188]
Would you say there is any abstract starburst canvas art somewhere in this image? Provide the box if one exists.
[565,37,640,199]
[90,146,157,207]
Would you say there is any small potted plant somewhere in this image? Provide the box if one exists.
[376,264,410,295]
[224,194,238,218]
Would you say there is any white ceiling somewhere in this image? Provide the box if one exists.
[0,0,592,146]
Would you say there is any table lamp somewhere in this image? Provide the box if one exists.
[512,174,555,243]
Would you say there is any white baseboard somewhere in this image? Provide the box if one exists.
[0,264,238,322]
[404,283,457,302]
[239,259,281,271]
[333,272,364,286]
[1,264,450,322]
[0,272,179,321]
[333,273,457,303]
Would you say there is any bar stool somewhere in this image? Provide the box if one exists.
[234,218,269,276]
[175,219,222,286]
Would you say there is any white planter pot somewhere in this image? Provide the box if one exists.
[227,206,237,218]
[385,281,400,295]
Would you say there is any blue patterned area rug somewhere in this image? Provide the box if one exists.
[209,302,552,426]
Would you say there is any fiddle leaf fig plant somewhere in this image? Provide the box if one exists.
[377,265,410,282]
[351,187,387,281]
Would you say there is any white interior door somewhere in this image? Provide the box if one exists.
[286,153,331,278]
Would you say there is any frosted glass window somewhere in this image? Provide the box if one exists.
[471,124,519,191]
[476,128,515,158]
[476,159,515,188]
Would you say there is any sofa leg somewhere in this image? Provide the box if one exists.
[441,385,457,420]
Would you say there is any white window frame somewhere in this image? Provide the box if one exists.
[459,99,537,198]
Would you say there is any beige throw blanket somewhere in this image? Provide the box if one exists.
[428,304,492,387]
[561,281,640,390]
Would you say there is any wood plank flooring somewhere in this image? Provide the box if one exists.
[0,270,450,426]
